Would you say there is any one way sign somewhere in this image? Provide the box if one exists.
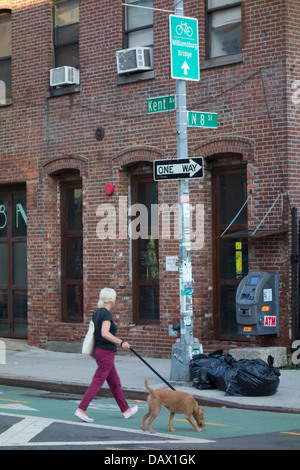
[154,157,203,181]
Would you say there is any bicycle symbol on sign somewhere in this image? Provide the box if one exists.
[176,21,193,37]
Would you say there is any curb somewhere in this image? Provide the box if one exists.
[1,376,300,414]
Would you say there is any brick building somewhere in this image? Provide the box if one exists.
[0,0,299,357]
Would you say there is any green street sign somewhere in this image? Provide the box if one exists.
[188,111,218,128]
[147,95,176,114]
[169,15,199,81]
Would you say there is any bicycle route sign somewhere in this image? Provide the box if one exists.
[169,15,199,81]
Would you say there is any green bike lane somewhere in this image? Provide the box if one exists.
[1,385,300,444]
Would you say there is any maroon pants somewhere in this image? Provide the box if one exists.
[79,347,129,413]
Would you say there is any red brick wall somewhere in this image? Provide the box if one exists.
[0,0,298,357]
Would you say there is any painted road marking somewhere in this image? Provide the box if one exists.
[0,416,53,446]
[174,418,229,427]
[0,412,215,447]
[0,398,29,403]
[0,404,39,411]
[5,439,211,447]
[0,394,37,411]
[280,432,300,436]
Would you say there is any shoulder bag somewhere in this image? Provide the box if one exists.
[82,320,95,357]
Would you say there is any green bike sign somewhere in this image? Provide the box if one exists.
[169,15,199,81]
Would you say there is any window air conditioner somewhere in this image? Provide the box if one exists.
[50,66,80,87]
[116,47,153,74]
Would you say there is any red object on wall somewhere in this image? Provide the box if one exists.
[104,183,115,195]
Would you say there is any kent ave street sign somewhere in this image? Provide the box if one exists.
[169,15,199,81]
[154,157,203,181]
[147,95,176,114]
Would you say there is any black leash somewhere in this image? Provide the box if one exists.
[130,347,176,391]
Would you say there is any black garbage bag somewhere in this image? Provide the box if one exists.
[190,354,217,389]
[225,355,281,397]
[206,355,237,392]
[190,349,235,390]
[190,350,280,396]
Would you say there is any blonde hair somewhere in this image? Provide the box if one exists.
[98,288,117,308]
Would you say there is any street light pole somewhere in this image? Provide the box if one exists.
[170,0,203,383]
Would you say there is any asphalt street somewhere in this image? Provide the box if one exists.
[1,385,300,451]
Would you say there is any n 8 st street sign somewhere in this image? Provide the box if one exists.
[188,111,218,128]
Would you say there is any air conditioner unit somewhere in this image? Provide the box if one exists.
[50,66,80,87]
[116,47,153,74]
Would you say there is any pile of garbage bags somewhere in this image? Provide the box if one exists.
[190,349,280,396]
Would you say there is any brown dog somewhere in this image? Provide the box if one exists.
[142,379,205,434]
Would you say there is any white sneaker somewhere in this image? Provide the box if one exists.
[123,405,138,419]
[75,409,94,423]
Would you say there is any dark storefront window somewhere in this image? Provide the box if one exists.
[131,176,159,323]
[61,182,83,322]
[213,167,248,338]
[0,188,27,337]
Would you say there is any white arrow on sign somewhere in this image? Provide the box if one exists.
[156,158,202,178]
[181,61,190,76]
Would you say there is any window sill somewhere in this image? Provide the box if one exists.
[46,84,81,99]
[116,69,156,85]
[0,98,13,107]
[200,53,244,70]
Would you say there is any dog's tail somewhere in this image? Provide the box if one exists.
[144,379,153,393]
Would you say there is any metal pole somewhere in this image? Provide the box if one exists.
[175,32,193,344]
[291,207,298,345]
[170,0,202,382]
[298,219,300,341]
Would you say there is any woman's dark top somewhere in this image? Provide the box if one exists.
[92,308,118,351]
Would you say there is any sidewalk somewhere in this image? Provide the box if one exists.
[1,338,300,414]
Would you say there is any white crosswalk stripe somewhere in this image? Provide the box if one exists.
[0,412,215,447]
[0,416,53,446]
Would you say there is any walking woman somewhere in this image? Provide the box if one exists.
[75,288,138,423]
